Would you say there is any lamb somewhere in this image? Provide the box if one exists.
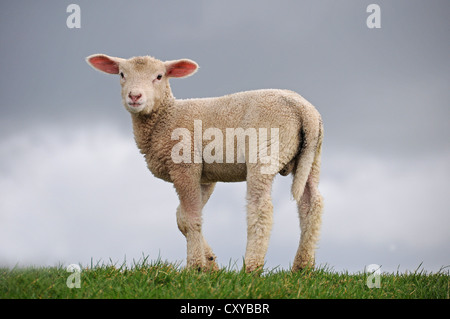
[86,54,324,272]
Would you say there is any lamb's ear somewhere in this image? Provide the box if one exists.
[86,54,124,74]
[165,59,198,78]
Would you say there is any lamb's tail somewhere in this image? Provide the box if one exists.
[291,116,323,202]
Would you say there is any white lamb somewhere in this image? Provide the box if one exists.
[86,54,324,272]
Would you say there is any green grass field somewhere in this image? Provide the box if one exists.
[1,258,448,299]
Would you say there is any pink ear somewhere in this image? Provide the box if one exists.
[86,54,120,74]
[165,59,198,78]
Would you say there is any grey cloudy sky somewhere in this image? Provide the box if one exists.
[0,0,449,273]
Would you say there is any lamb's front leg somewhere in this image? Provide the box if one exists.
[199,183,218,270]
[176,183,218,270]
[173,176,206,270]
[177,206,218,270]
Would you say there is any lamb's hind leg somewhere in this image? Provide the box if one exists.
[244,173,275,273]
[176,183,218,270]
[292,178,324,271]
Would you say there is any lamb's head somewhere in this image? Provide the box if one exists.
[86,54,198,114]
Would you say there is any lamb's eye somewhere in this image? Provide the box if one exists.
[120,72,125,79]
[156,74,163,80]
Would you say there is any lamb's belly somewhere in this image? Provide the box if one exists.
[201,162,247,183]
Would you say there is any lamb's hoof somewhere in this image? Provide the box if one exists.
[187,259,218,272]
[245,264,264,274]
[292,260,315,272]
[187,258,206,272]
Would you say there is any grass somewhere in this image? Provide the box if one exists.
[1,258,449,299]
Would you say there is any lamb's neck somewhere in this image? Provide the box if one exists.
[131,105,169,154]
[131,87,175,153]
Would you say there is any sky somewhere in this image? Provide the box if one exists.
[0,0,449,274]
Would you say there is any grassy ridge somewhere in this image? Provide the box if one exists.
[1,259,449,299]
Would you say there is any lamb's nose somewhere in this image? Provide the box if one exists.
[128,93,142,103]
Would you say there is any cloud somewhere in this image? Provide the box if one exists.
[317,149,450,272]
[0,124,180,267]
[1,123,448,272]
